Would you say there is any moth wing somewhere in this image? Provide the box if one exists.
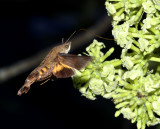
[52,54,92,78]
[52,56,75,78]
[58,54,92,70]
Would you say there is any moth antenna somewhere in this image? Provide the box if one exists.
[62,38,64,44]
[64,30,76,44]
[79,28,114,41]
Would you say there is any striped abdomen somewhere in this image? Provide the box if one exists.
[36,65,53,81]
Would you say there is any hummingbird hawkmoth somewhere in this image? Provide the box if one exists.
[17,32,92,96]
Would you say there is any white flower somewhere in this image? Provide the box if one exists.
[103,92,115,99]
[138,38,150,52]
[152,97,160,115]
[142,16,160,33]
[155,25,160,31]
[86,40,105,52]
[81,89,96,100]
[142,0,156,14]
[112,21,119,27]
[86,40,105,57]
[128,16,136,26]
[89,78,104,95]
[124,1,130,14]
[123,69,142,80]
[112,22,129,39]
[122,56,134,70]
[121,108,136,120]
[153,0,160,6]
[79,84,88,94]
[144,74,160,93]
[112,22,132,49]
[101,65,115,81]
[121,49,127,58]
[113,13,125,22]
[126,37,133,49]
[142,17,152,33]
[105,2,116,15]
[147,118,160,126]
[104,82,117,92]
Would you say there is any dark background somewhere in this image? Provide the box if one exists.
[0,0,153,129]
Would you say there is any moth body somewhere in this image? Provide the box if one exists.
[17,40,92,96]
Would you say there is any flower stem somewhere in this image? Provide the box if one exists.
[110,60,122,67]
[149,57,160,62]
[134,7,143,22]
[115,8,124,16]
[100,47,114,62]
[131,44,140,53]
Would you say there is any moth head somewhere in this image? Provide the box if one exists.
[58,31,76,54]
[58,42,71,54]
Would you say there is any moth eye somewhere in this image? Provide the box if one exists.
[65,45,69,49]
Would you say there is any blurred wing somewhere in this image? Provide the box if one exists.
[52,54,92,78]
[58,54,92,70]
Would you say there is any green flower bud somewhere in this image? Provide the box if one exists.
[137,118,142,129]
[115,101,129,109]
[115,110,121,117]
[145,101,154,120]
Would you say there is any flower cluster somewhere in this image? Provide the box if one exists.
[105,0,160,128]
[72,0,160,129]
[72,40,122,100]
[114,69,160,129]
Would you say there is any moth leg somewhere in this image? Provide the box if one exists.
[40,78,50,85]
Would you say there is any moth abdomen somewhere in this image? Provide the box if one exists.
[37,65,53,81]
